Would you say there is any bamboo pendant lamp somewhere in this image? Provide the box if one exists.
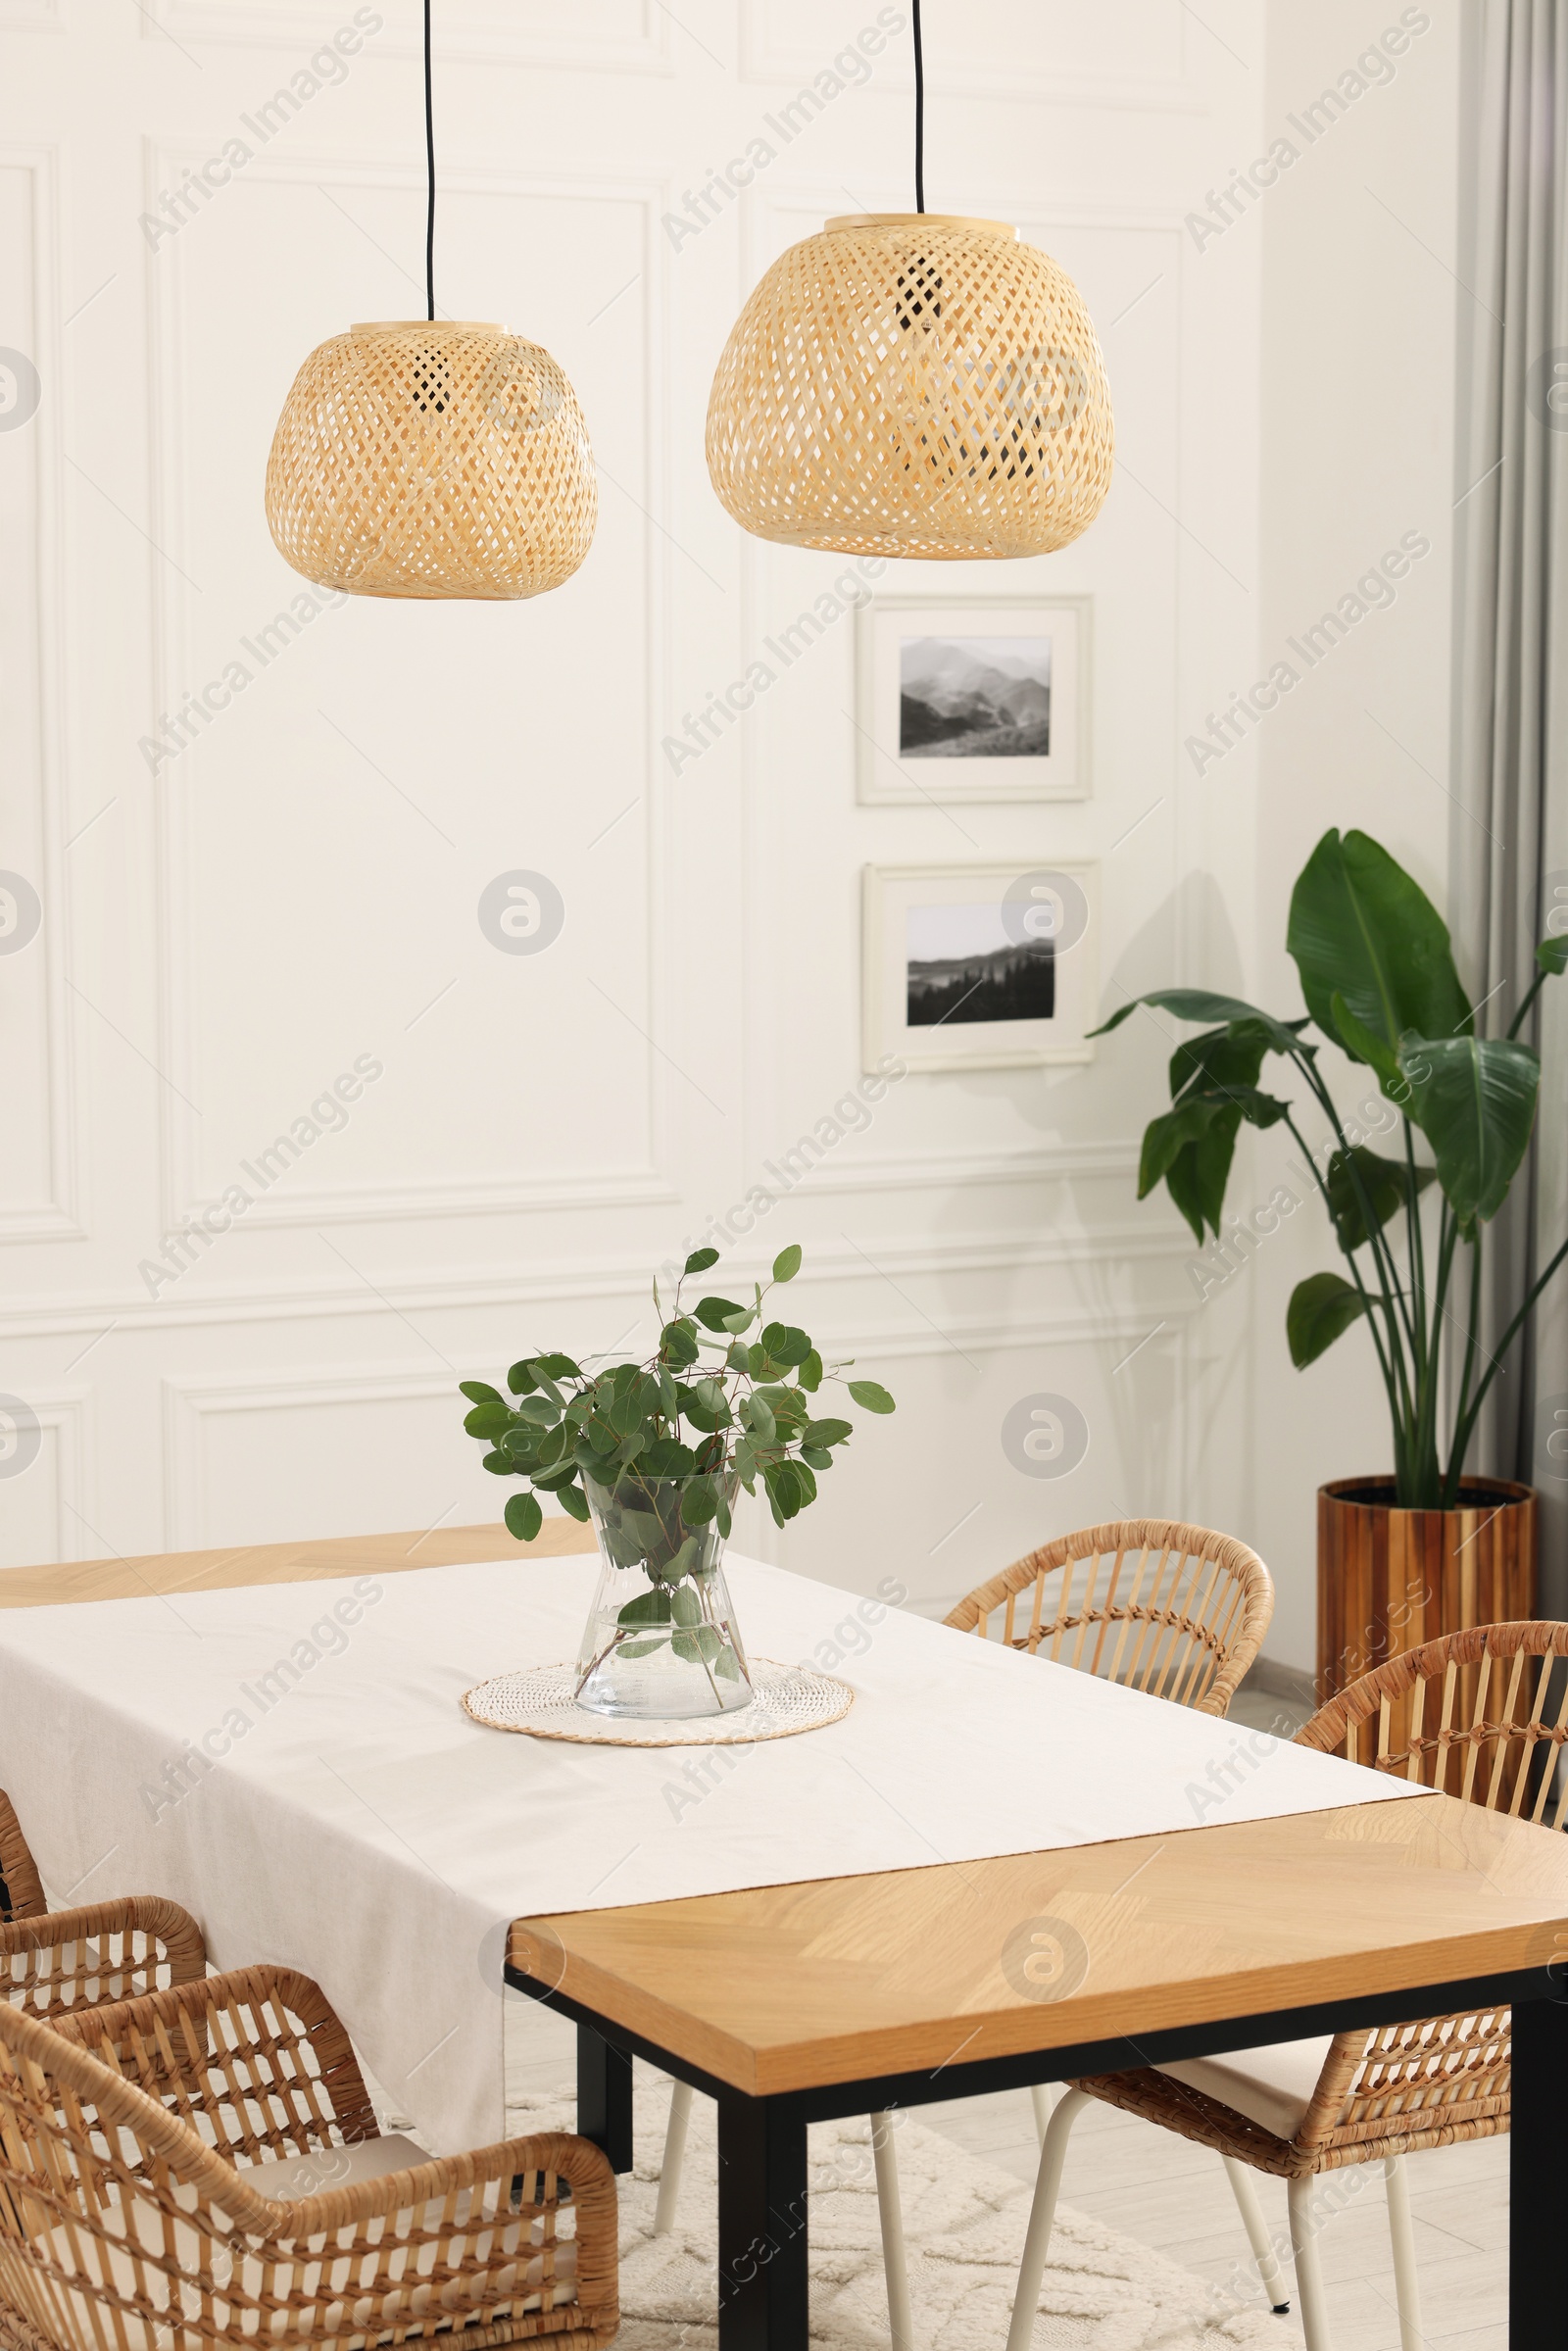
[705,6,1112,560]
[264,7,595,601]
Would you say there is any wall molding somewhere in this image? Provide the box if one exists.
[0,1385,91,1567]
[161,1364,458,1550]
[0,147,82,1243]
[738,3,1204,115]
[143,1,669,74]
[144,138,674,1234]
[0,1218,1200,1342]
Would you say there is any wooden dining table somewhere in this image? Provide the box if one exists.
[4,1518,1566,2351]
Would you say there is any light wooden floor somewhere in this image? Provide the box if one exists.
[500,1679,1508,2350]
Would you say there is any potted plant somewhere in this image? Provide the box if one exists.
[1097,828,1568,1694]
[457,1243,896,1720]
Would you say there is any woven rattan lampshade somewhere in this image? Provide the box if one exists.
[706,215,1113,561]
[265,320,597,601]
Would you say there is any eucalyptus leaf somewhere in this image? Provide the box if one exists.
[772,1244,803,1282]
[683,1247,720,1274]
[459,1380,503,1406]
[847,1380,896,1414]
[504,1493,543,1543]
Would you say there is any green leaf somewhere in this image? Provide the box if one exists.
[464,1401,511,1439]
[684,1246,721,1274]
[532,1353,582,1381]
[1169,1019,1272,1102]
[713,1645,742,1680]
[680,1476,718,1526]
[772,1244,803,1283]
[641,1436,697,1479]
[513,1395,562,1427]
[1288,828,1471,1058]
[556,1483,591,1524]
[1329,992,1402,1094]
[660,1318,700,1368]
[1288,1272,1372,1368]
[507,1360,539,1396]
[1091,989,1303,1056]
[618,1589,673,1627]
[758,1322,810,1367]
[747,1394,777,1444]
[1138,1098,1229,1202]
[714,1492,732,1539]
[1539,933,1568,978]
[1325,1146,1435,1253]
[459,1380,503,1406]
[1396,1034,1540,1230]
[798,1348,823,1393]
[617,1638,668,1658]
[1162,1108,1244,1246]
[481,1449,511,1474]
[802,1416,853,1447]
[671,1585,704,1627]
[694,1295,747,1333]
[847,1379,896,1414]
[505,1493,543,1543]
[672,1625,723,1665]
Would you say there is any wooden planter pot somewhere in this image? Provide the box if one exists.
[1316,1475,1538,1702]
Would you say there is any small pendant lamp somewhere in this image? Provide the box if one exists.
[265,4,595,601]
[705,1,1113,561]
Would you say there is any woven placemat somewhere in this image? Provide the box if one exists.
[462,1658,854,1747]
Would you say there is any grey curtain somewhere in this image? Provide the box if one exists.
[1452,0,1568,1612]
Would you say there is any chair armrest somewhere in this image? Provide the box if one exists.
[2,1894,206,2015]
[242,2130,619,2338]
[49,1961,377,2158]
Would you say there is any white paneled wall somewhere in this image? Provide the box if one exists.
[3,2,1278,1624]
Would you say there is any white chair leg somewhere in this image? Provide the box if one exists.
[869,2111,914,2351]
[1006,2084,1090,2351]
[1221,2155,1291,2313]
[1028,2082,1056,2145]
[1385,2155,1424,2351]
[1287,2173,1334,2351]
[653,2080,693,2236]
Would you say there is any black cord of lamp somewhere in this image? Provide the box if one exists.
[423,0,436,319]
[912,0,925,212]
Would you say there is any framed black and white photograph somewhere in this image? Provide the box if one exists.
[856,596,1091,805]
[862,862,1100,1073]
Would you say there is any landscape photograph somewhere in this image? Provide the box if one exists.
[905,901,1056,1027]
[899,632,1053,759]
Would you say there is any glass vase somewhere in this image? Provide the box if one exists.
[575,1474,753,1720]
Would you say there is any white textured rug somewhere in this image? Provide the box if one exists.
[508,2067,1271,2349]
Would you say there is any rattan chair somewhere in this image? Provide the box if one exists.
[656,1520,1274,2349]
[1004,1619,1568,2351]
[1,1787,207,2020]
[0,1960,620,2350]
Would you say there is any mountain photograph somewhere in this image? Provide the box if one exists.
[905,902,1056,1028]
[899,633,1052,759]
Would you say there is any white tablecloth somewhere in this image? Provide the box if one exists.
[0,1553,1425,2152]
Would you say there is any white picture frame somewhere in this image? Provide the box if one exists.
[855,595,1091,805]
[861,861,1101,1075]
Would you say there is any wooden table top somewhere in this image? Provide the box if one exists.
[8,1526,1567,2103]
[0,1518,594,1610]
[511,1789,1568,2095]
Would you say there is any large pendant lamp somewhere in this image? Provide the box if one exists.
[706,2,1112,561]
[265,4,595,601]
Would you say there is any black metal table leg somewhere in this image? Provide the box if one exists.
[1510,1991,1568,2346]
[576,2023,634,2173]
[717,2092,809,2350]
